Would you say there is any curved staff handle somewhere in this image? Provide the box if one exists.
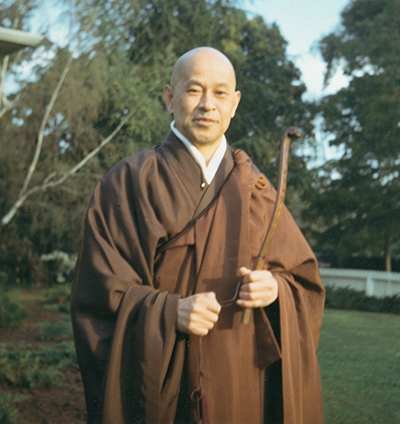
[241,127,301,325]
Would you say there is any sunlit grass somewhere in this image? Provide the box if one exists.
[319,309,400,423]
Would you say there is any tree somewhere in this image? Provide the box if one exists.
[305,0,400,271]
[0,0,168,283]
[0,0,313,284]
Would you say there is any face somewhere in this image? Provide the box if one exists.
[164,49,241,149]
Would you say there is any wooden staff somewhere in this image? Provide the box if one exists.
[241,127,301,325]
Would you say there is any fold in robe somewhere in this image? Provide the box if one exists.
[71,132,324,424]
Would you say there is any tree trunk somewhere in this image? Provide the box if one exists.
[385,233,392,272]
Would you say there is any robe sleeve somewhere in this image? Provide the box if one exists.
[71,156,185,423]
[248,168,324,424]
[268,205,325,424]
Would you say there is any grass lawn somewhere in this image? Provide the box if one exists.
[319,309,400,424]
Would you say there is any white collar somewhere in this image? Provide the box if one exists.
[170,121,227,185]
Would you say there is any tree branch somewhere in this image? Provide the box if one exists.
[0,87,25,120]
[0,55,9,111]
[19,54,74,197]
[1,102,141,228]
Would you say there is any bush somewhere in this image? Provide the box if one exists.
[40,251,77,284]
[36,341,79,369]
[0,346,62,388]
[0,236,48,286]
[0,294,29,328]
[0,392,29,424]
[36,317,72,341]
[325,286,400,314]
[0,271,8,288]
[41,284,71,313]
[0,342,78,389]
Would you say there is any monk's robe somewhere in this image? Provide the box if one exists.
[71,132,325,424]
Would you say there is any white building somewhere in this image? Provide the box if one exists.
[0,26,43,56]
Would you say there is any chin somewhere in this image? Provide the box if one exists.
[191,132,221,146]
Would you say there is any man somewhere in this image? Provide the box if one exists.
[71,47,325,424]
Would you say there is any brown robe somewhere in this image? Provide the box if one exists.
[71,132,325,424]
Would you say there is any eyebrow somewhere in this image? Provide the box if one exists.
[184,80,232,89]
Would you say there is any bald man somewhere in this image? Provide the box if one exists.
[71,47,324,424]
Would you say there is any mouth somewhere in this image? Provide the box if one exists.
[194,117,216,126]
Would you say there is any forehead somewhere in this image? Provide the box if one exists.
[174,52,236,89]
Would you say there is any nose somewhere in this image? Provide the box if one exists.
[199,91,216,110]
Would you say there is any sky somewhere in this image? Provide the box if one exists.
[30,0,352,101]
[241,0,353,164]
[27,0,352,163]
[243,0,351,100]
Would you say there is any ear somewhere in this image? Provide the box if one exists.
[231,90,241,118]
[163,85,174,114]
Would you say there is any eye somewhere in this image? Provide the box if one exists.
[187,87,201,94]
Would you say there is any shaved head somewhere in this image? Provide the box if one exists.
[170,47,237,89]
[164,47,240,162]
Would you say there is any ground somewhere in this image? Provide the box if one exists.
[0,289,86,424]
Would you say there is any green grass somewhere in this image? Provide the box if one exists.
[319,309,400,424]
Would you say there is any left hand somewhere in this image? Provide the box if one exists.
[236,266,278,309]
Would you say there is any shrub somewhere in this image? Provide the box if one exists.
[41,284,71,314]
[0,347,62,388]
[325,286,400,314]
[0,392,29,424]
[40,251,77,284]
[0,294,29,328]
[36,317,72,341]
[0,342,78,389]
[0,271,8,288]
[37,341,79,369]
[0,236,48,286]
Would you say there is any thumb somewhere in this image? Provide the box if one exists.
[238,266,251,277]
[205,291,217,300]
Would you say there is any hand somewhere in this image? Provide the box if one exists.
[177,292,221,336]
[236,267,278,309]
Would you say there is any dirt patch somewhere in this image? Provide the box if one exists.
[0,290,87,424]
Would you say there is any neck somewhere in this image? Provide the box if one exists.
[192,139,222,166]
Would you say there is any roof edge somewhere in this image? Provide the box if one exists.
[0,26,44,48]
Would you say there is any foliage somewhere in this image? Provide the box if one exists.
[41,283,72,313]
[35,317,72,341]
[0,392,29,424]
[40,251,77,284]
[0,271,8,287]
[0,0,314,285]
[0,341,78,388]
[325,286,400,314]
[0,348,63,388]
[305,0,400,269]
[319,309,400,423]
[0,294,29,328]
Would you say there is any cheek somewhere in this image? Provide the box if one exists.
[220,102,237,120]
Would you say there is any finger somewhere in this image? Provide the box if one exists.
[187,313,219,336]
[239,266,251,276]
[202,292,222,314]
[236,298,271,309]
[245,270,274,283]
[239,288,270,301]
[191,309,220,325]
[236,293,277,309]
[188,326,212,337]
[240,279,276,295]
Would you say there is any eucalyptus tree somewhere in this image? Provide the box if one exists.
[0,0,313,284]
[305,0,400,270]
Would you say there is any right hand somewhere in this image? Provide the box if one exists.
[177,292,221,336]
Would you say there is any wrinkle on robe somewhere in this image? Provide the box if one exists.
[71,133,324,424]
